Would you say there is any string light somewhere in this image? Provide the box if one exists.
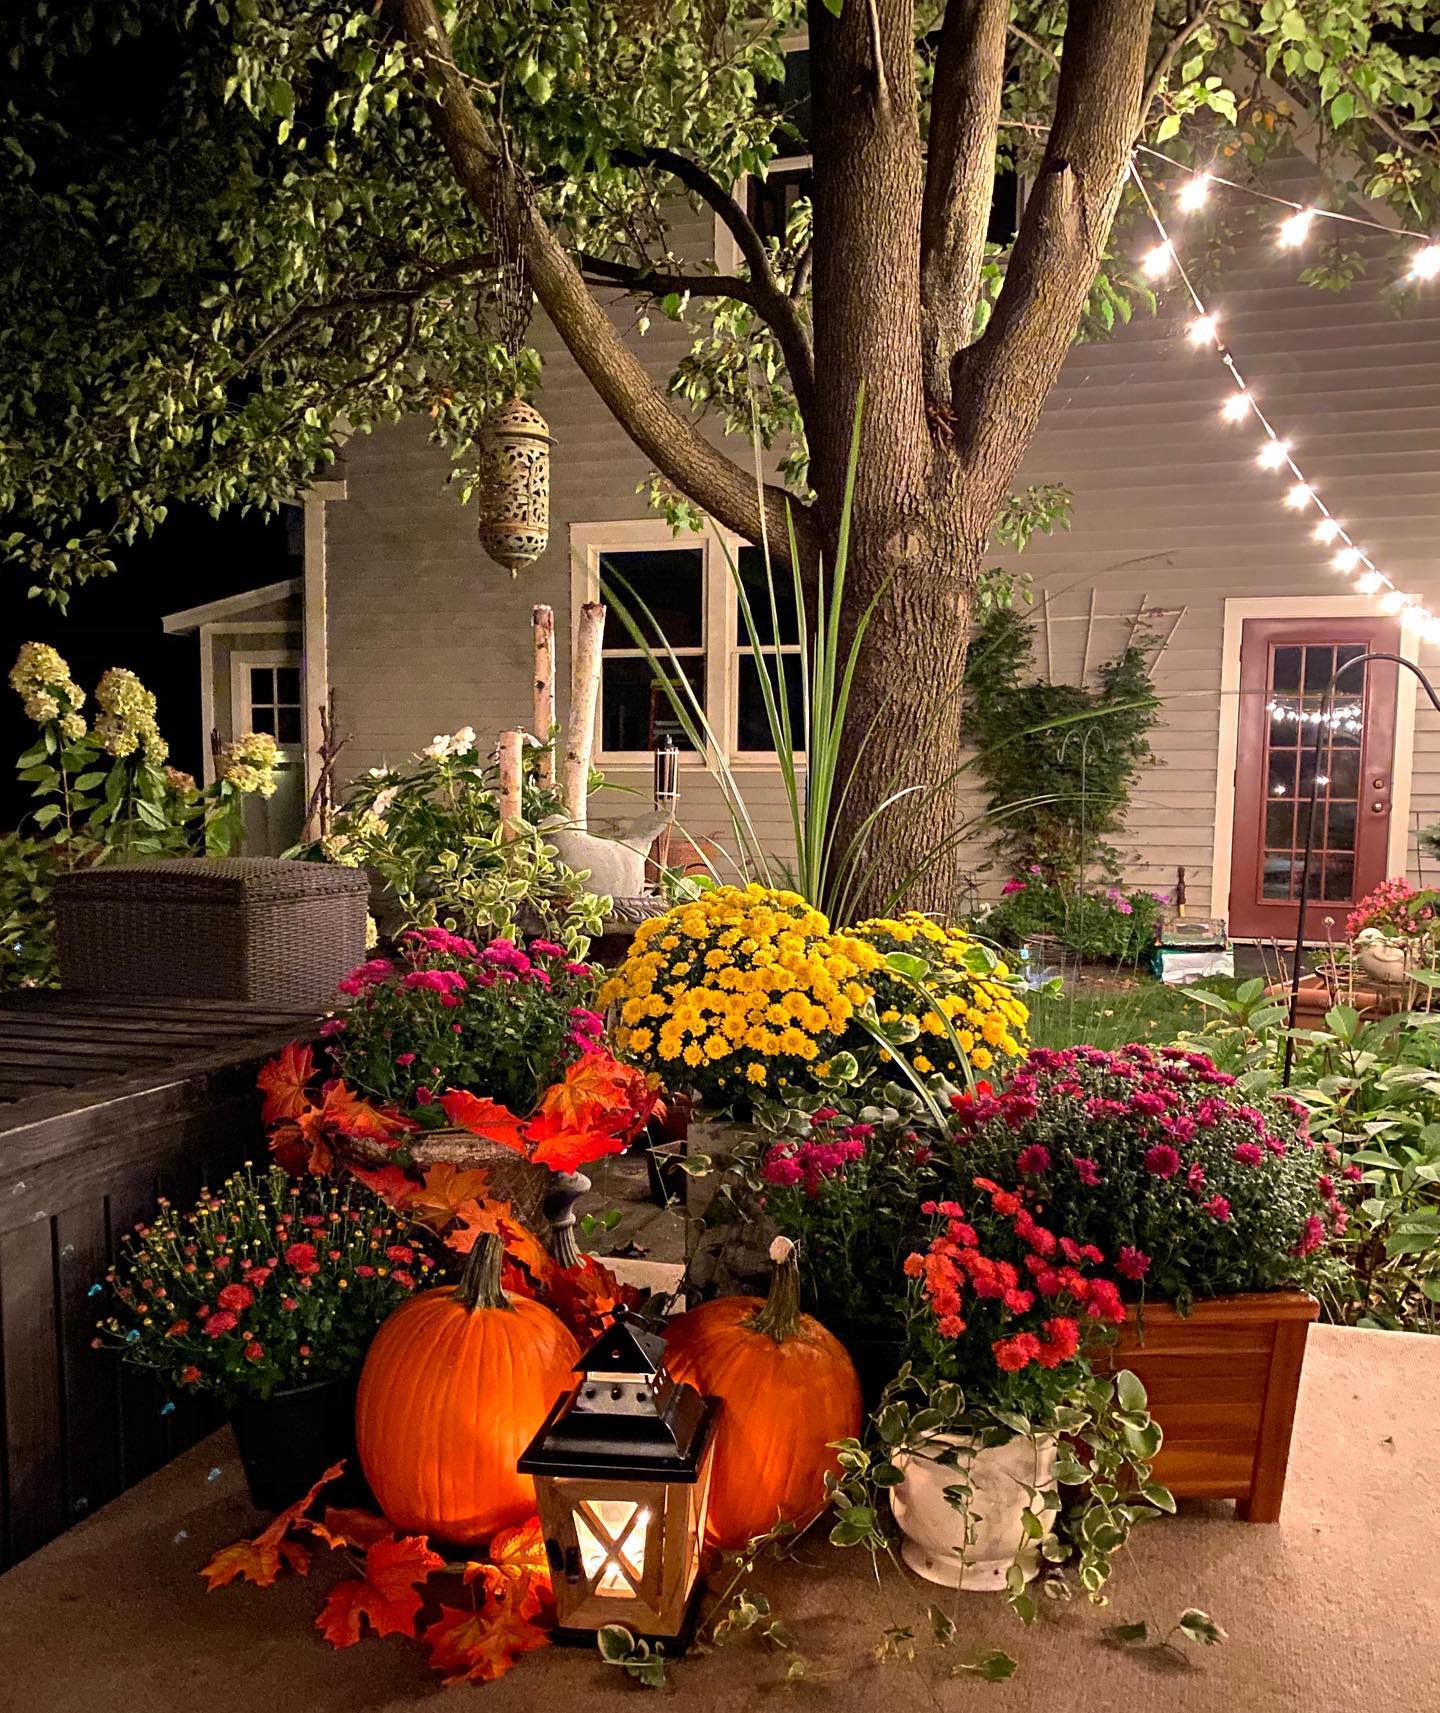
[1176,171,1213,212]
[1128,156,1439,643]
[1278,207,1315,248]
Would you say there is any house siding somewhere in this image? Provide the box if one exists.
[324,156,1440,917]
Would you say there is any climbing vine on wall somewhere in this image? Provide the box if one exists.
[962,606,1159,885]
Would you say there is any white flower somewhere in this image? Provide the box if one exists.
[451,725,477,751]
[372,786,399,818]
[423,735,452,759]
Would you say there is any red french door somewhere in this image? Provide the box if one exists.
[1229,618,1400,939]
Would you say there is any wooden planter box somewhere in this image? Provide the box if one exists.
[1104,1290,1319,1522]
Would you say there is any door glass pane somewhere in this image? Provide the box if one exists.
[276,665,301,704]
[277,707,302,745]
[1265,802,1294,847]
[250,666,274,704]
[1271,646,1302,693]
[1267,750,1296,799]
[1262,853,1295,899]
[251,706,276,735]
[1323,854,1355,901]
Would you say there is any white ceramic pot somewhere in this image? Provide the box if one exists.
[890,1431,1058,1591]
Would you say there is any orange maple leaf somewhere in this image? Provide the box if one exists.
[437,1090,528,1153]
[310,1506,396,1552]
[199,1460,344,1591]
[544,1256,644,1345]
[320,1080,415,1147]
[468,1516,552,1620]
[342,1162,414,1209]
[444,1195,553,1284]
[315,1534,444,1648]
[406,1162,498,1231]
[522,1108,630,1175]
[257,1041,317,1123]
[422,1595,551,1685]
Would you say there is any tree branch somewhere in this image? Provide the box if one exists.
[614,144,778,295]
[921,0,1011,399]
[382,0,810,561]
[950,0,1154,499]
[1140,4,1214,124]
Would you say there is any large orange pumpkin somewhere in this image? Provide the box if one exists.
[356,1231,579,1543]
[663,1236,861,1549]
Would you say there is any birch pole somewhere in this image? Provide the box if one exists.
[561,600,605,827]
[532,603,556,786]
[497,727,524,842]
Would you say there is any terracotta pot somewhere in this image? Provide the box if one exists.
[891,1431,1058,1590]
[1100,1289,1318,1522]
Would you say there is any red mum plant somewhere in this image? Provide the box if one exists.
[903,1177,1125,1416]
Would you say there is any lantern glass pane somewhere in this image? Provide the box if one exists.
[575,1499,648,1595]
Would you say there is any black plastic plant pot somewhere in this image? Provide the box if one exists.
[229,1369,366,1513]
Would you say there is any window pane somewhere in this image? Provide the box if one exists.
[1322,853,1355,901]
[598,548,704,648]
[277,707,302,745]
[1271,646,1302,693]
[1262,853,1294,899]
[276,665,301,704]
[748,164,813,246]
[251,706,277,736]
[601,656,705,752]
[738,653,806,752]
[736,546,801,647]
[250,666,274,704]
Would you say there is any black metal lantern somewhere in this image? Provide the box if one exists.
[518,1309,718,1647]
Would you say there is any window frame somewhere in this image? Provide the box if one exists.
[231,648,304,756]
[570,519,804,769]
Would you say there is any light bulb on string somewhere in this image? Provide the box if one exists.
[1278,207,1315,248]
[1220,391,1252,423]
[1420,616,1440,647]
[1141,241,1175,280]
[1333,547,1363,574]
[1379,589,1408,615]
[1256,438,1290,471]
[1407,243,1440,282]
[1187,314,1220,346]
[1284,482,1314,510]
[1177,172,1212,212]
[1313,518,1343,544]
[1355,570,1384,594]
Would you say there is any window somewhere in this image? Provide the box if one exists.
[573,523,805,764]
[233,654,303,748]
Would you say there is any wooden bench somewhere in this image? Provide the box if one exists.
[0,991,316,1568]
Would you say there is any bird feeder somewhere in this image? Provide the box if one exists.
[476,395,554,572]
[518,1309,718,1648]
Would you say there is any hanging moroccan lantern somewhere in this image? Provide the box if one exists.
[476,394,554,572]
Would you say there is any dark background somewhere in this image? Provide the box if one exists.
[2,510,292,829]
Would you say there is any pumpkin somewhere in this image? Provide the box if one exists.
[356,1231,579,1543]
[663,1236,861,1549]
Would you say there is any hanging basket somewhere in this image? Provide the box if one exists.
[476,394,554,572]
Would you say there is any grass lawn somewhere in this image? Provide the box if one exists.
[1022,968,1245,1051]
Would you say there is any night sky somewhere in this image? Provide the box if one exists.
[1,509,292,829]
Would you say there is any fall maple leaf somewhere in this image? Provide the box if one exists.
[445,1195,553,1286]
[257,1041,317,1123]
[199,1460,345,1591]
[342,1162,414,1208]
[310,1506,396,1553]
[437,1090,528,1153]
[543,1257,644,1345]
[315,1534,445,1648]
[468,1516,552,1620]
[422,1596,551,1685]
[406,1161,499,1230]
[522,1108,630,1175]
[319,1080,415,1148]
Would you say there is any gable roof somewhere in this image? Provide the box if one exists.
[161,578,301,635]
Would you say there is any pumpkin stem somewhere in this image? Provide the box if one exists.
[745,1236,802,1344]
[454,1231,513,1313]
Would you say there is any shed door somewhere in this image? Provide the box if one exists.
[231,652,305,855]
[1228,618,1399,940]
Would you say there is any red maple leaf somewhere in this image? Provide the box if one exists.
[445,1195,554,1286]
[342,1162,414,1208]
[257,1041,317,1123]
[310,1506,396,1553]
[543,1256,644,1345]
[422,1595,551,1685]
[437,1090,528,1153]
[319,1080,415,1148]
[315,1534,444,1647]
[465,1516,552,1620]
[522,1107,631,1175]
[199,1460,345,1590]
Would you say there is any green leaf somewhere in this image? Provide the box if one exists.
[597,1624,635,1663]
[1141,1482,1177,1514]
[929,1606,956,1645]
[884,950,930,980]
[1153,113,1181,142]
[1330,92,1356,127]
[1110,1621,1148,1645]
[956,1650,1017,1682]
[1114,1369,1148,1414]
[1177,1609,1227,1646]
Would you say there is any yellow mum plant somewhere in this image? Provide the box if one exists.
[599,883,884,1107]
[847,913,1028,1080]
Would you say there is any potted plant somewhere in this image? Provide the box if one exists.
[95,1164,437,1510]
[946,1043,1344,1519]
[830,1178,1168,1617]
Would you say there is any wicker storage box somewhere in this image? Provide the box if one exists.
[54,858,368,1009]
